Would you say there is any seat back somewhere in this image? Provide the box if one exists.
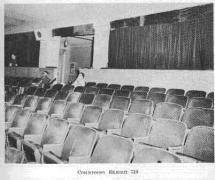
[96,83,108,89]
[24,86,37,95]
[61,84,74,93]
[44,89,58,98]
[165,94,187,108]
[107,84,121,90]
[147,119,186,148]
[187,97,212,109]
[113,90,130,98]
[90,135,133,163]
[35,97,52,113]
[121,113,152,138]
[52,84,63,91]
[110,96,130,111]
[54,91,69,101]
[93,94,112,109]
[98,88,114,95]
[48,100,67,116]
[130,91,147,101]
[63,103,84,119]
[185,90,206,99]
[183,126,214,162]
[85,82,96,87]
[24,113,48,135]
[181,108,214,129]
[66,92,81,103]
[98,109,124,130]
[134,86,149,92]
[61,125,97,160]
[166,89,185,96]
[12,94,26,106]
[147,93,166,106]
[129,99,154,115]
[5,105,21,122]
[41,118,69,145]
[74,86,85,93]
[79,93,95,104]
[153,102,183,121]
[34,88,46,97]
[121,85,134,92]
[149,87,166,94]
[85,87,99,94]
[80,105,102,124]
[11,109,32,129]
[23,95,39,111]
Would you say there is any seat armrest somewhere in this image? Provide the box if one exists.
[42,144,63,157]
[42,151,64,164]
[8,127,25,136]
[24,134,42,145]
[67,118,81,124]
[69,155,91,163]
[84,122,99,128]
[176,152,203,163]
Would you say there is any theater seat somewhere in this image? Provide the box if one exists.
[121,85,134,92]
[185,90,206,99]
[12,94,26,107]
[35,97,52,114]
[79,93,95,104]
[176,126,214,162]
[63,103,84,123]
[61,84,74,93]
[90,135,133,163]
[153,102,183,121]
[165,94,187,108]
[80,105,102,127]
[22,118,69,163]
[54,91,69,101]
[96,83,108,89]
[181,108,214,129]
[74,86,85,93]
[48,100,67,118]
[113,90,130,98]
[93,94,112,109]
[5,105,21,129]
[23,95,39,111]
[132,145,181,163]
[24,86,37,95]
[44,89,58,98]
[34,88,46,97]
[130,91,148,101]
[147,93,166,106]
[43,125,98,164]
[5,147,25,163]
[187,97,212,109]
[84,87,99,94]
[107,84,121,90]
[134,86,149,92]
[149,87,166,94]
[66,92,81,103]
[51,84,63,91]
[140,119,186,149]
[128,99,154,115]
[110,96,130,111]
[98,88,114,95]
[166,89,185,96]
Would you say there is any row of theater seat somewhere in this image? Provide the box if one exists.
[5,111,214,163]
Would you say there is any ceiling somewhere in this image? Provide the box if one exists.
[4,3,205,34]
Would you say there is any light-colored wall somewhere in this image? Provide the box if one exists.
[81,69,214,93]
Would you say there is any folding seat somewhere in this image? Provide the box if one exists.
[7,109,32,148]
[181,108,214,129]
[43,125,98,164]
[148,87,166,94]
[207,92,214,100]
[165,94,187,108]
[22,118,69,163]
[54,91,69,101]
[185,90,206,99]
[5,105,21,129]
[66,92,81,103]
[24,86,37,95]
[44,89,58,98]
[12,94,26,107]
[79,93,95,104]
[96,83,108,89]
[113,89,130,98]
[107,84,121,90]
[61,84,74,93]
[35,97,52,114]
[34,88,46,97]
[166,89,185,96]
[51,84,63,91]
[140,119,186,149]
[74,86,85,93]
[132,145,181,163]
[5,92,16,105]
[92,94,112,109]
[85,82,96,87]
[84,86,99,94]
[98,88,114,95]
[48,100,67,118]
[80,105,102,127]
[23,95,40,111]
[109,96,130,111]
[187,97,212,109]
[128,99,154,115]
[63,103,84,123]
[176,126,214,162]
[90,135,133,163]
[121,85,134,92]
[121,113,152,140]
[130,91,148,101]
[153,102,183,121]
[147,93,166,106]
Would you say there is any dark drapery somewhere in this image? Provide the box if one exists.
[108,15,213,70]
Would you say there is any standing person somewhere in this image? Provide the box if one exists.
[32,71,51,88]
[68,63,85,87]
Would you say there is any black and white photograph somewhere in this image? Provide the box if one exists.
[1,0,215,179]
